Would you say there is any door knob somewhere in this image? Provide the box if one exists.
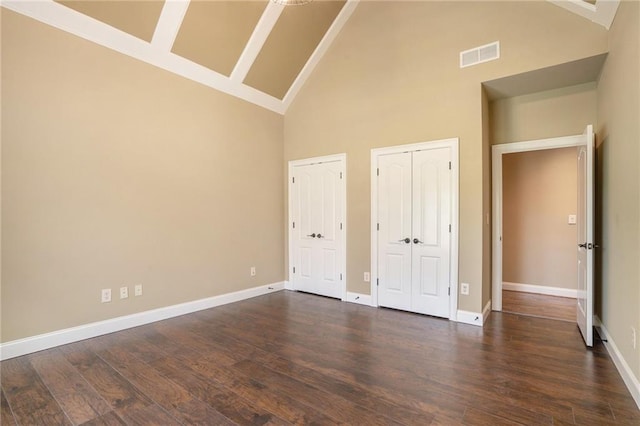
[317,234,323,238]
[307,233,316,238]
[413,238,423,244]
[398,238,411,244]
[578,242,587,248]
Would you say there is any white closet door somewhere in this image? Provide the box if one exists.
[377,152,413,310]
[411,148,451,318]
[376,148,452,318]
[291,160,343,299]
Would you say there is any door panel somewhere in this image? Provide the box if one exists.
[291,160,344,299]
[377,148,451,318]
[378,152,412,310]
[577,125,594,347]
[412,148,451,318]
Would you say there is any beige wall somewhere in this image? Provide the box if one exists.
[1,10,284,342]
[596,1,640,380]
[502,148,578,289]
[284,1,607,312]
[491,82,598,145]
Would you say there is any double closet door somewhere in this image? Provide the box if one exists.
[377,147,452,318]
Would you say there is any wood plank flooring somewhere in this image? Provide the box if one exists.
[502,290,577,322]
[1,291,638,425]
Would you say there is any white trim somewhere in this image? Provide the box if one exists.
[281,0,360,110]
[594,316,640,409]
[229,2,284,83]
[287,154,347,301]
[548,0,620,30]
[482,300,492,324]
[0,282,284,361]
[151,0,190,52]
[492,134,583,312]
[346,292,373,306]
[1,0,284,114]
[370,138,459,321]
[457,309,484,327]
[284,280,294,290]
[503,281,578,299]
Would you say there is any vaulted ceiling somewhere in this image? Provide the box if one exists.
[1,0,617,114]
[3,0,358,114]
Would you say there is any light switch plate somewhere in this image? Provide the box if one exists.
[568,214,577,225]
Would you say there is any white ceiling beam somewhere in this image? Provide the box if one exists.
[1,0,285,114]
[151,0,190,52]
[229,2,285,84]
[282,0,360,111]
[548,0,620,30]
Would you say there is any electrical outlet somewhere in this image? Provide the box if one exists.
[134,284,143,297]
[364,272,370,282]
[632,327,637,350]
[101,289,111,303]
[120,286,128,299]
[250,267,256,277]
[460,283,470,295]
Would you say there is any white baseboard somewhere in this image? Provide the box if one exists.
[457,310,483,327]
[346,292,373,306]
[594,316,640,409]
[284,280,294,290]
[503,281,577,299]
[0,282,285,361]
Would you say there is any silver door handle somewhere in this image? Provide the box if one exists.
[578,242,587,248]
[413,238,423,244]
[307,233,316,238]
[398,238,410,244]
[317,234,324,239]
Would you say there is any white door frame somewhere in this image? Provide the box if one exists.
[287,153,347,301]
[371,138,459,321]
[491,135,583,311]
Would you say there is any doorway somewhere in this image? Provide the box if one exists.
[492,126,595,346]
[288,154,347,300]
[500,147,578,322]
[371,138,459,320]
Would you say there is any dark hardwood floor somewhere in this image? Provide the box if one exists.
[1,291,638,425]
[502,290,577,322]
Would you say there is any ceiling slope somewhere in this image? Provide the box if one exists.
[1,0,360,114]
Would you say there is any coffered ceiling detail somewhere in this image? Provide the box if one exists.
[3,0,360,114]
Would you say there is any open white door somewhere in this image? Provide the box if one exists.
[577,124,594,347]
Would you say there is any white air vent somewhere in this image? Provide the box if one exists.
[460,41,500,68]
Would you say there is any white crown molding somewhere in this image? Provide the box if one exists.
[548,0,620,30]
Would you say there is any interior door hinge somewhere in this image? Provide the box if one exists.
[449,224,451,233]
[293,222,295,229]
[340,223,343,230]
[377,278,379,286]
[449,161,451,170]
[377,168,379,176]
[293,267,296,273]
[377,223,380,231]
[340,273,343,280]
[448,287,450,296]
[340,172,343,179]
[292,177,295,183]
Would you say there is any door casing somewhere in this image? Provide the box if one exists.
[371,138,459,321]
[287,153,347,300]
[491,135,584,311]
